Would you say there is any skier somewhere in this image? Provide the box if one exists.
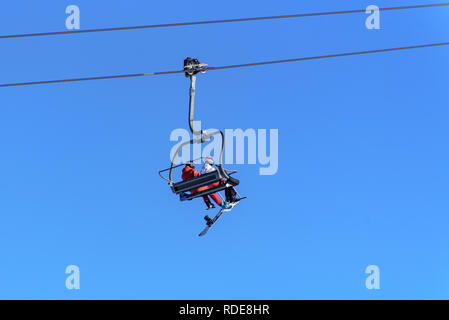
[200,156,239,204]
[182,161,230,210]
[200,156,216,174]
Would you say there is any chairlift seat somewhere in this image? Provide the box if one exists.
[180,183,228,201]
[171,165,239,201]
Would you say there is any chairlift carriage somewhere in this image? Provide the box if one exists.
[158,58,244,206]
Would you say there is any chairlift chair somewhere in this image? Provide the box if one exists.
[158,58,242,202]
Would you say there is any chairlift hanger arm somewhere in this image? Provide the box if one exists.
[188,75,200,136]
[184,58,207,138]
[163,58,231,188]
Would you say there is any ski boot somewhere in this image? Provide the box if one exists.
[205,201,215,210]
[221,201,231,210]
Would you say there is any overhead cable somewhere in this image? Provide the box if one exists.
[0,3,448,39]
[1,41,447,88]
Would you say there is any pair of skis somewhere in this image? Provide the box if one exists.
[198,199,244,237]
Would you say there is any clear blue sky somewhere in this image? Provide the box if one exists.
[0,0,448,299]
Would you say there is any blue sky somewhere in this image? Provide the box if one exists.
[0,0,448,299]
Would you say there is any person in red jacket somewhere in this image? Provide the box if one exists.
[182,162,228,210]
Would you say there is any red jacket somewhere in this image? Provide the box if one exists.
[182,165,206,194]
[182,165,200,181]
